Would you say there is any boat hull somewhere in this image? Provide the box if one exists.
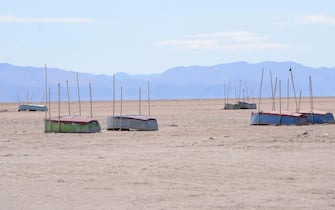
[299,112,335,124]
[250,112,308,125]
[44,116,101,133]
[224,101,256,110]
[18,104,48,112]
[107,115,158,131]
[238,101,257,109]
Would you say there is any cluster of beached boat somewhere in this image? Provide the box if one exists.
[16,68,158,133]
[250,68,334,125]
[14,66,334,132]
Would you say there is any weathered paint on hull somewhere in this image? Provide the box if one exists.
[107,116,158,131]
[224,101,256,110]
[250,112,308,126]
[238,101,257,109]
[224,103,240,110]
[300,112,335,124]
[18,104,48,112]
[44,119,101,133]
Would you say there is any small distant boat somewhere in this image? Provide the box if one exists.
[18,104,48,112]
[298,110,335,124]
[250,111,308,125]
[237,101,257,109]
[224,101,256,110]
[107,115,158,131]
[224,102,240,109]
[44,115,101,133]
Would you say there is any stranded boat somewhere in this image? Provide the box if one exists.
[18,104,48,112]
[298,110,335,124]
[107,115,158,131]
[224,101,256,110]
[250,111,308,126]
[44,115,101,133]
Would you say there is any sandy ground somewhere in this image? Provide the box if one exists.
[0,97,335,209]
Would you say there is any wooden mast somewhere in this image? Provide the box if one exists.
[289,67,298,112]
[258,68,264,112]
[66,80,71,115]
[148,81,151,116]
[76,72,81,116]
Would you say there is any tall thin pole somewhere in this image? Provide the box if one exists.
[244,81,250,101]
[76,72,81,116]
[279,80,282,124]
[227,82,230,103]
[58,83,61,132]
[120,86,123,131]
[139,86,142,115]
[66,80,71,115]
[113,73,115,117]
[89,82,93,118]
[238,80,241,101]
[224,83,227,105]
[287,78,290,111]
[289,67,298,112]
[148,81,151,116]
[270,69,275,111]
[279,80,282,114]
[298,90,302,112]
[309,76,314,111]
[48,88,51,119]
[258,68,264,112]
[274,77,278,110]
[44,64,48,119]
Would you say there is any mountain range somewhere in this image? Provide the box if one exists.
[0,61,334,103]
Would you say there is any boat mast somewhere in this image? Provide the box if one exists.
[148,81,151,116]
[113,73,115,118]
[270,69,275,111]
[44,64,48,119]
[289,67,298,112]
[66,80,71,115]
[48,88,51,119]
[309,76,314,111]
[120,86,123,130]
[76,72,81,116]
[258,68,264,112]
[89,82,93,118]
[287,78,290,111]
[279,80,282,114]
[58,83,61,132]
[139,86,142,115]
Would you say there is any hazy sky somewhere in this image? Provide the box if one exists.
[1,0,335,75]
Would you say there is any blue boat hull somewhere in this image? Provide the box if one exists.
[18,104,48,112]
[250,112,308,125]
[299,112,335,124]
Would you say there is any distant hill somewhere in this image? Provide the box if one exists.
[0,61,334,103]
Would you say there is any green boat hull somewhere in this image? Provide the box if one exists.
[44,119,101,133]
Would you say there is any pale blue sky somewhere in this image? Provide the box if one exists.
[1,0,335,75]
